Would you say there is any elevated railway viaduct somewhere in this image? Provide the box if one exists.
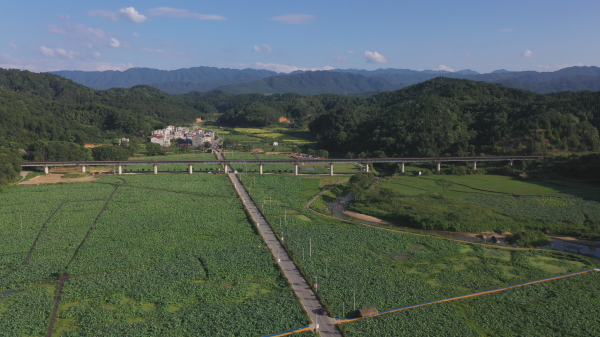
[22,156,543,176]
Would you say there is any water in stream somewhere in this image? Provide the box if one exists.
[326,195,600,259]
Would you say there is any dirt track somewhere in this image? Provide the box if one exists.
[20,173,99,185]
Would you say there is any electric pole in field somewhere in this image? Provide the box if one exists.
[309,236,312,258]
[353,288,356,311]
[325,258,328,278]
[20,212,23,231]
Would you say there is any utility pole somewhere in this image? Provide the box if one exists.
[343,302,345,317]
[309,237,312,258]
[353,288,356,311]
[285,210,287,226]
[325,258,328,278]
[20,212,23,231]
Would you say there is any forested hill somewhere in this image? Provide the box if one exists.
[309,78,600,157]
[213,71,398,95]
[52,66,279,92]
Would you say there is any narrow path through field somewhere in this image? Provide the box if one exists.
[218,148,341,337]
[45,181,122,337]
[0,203,65,281]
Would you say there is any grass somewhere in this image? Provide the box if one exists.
[238,174,600,335]
[0,175,309,336]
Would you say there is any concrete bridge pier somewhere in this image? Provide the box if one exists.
[259,164,263,175]
[330,164,334,176]
[81,165,86,173]
[153,164,158,175]
[401,162,405,174]
[118,165,122,175]
[189,164,193,174]
[365,164,369,173]
[436,162,441,172]
[472,161,477,170]
[509,160,514,166]
[44,165,49,174]
[295,164,299,176]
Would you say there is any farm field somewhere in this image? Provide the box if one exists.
[231,127,316,145]
[238,174,600,335]
[349,174,600,236]
[126,153,219,173]
[0,175,309,336]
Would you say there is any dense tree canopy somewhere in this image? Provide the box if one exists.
[310,78,600,156]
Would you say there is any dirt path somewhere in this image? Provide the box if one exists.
[46,273,68,337]
[65,183,121,268]
[20,173,99,185]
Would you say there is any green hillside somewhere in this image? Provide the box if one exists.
[214,71,398,95]
[310,77,600,156]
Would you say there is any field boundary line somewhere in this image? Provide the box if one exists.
[45,273,68,337]
[334,269,597,324]
[65,183,121,269]
[0,202,66,281]
[306,184,600,263]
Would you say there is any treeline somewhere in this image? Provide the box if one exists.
[310,78,600,156]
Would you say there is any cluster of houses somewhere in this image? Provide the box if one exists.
[149,125,214,148]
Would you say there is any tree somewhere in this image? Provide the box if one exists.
[435,178,455,198]
[146,143,165,156]
[316,149,329,158]
[92,146,129,161]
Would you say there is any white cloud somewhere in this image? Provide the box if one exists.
[253,44,272,53]
[521,50,533,57]
[147,7,226,20]
[430,65,454,72]
[499,28,515,32]
[267,14,315,24]
[47,23,108,48]
[93,51,101,59]
[141,48,169,55]
[460,53,472,58]
[89,9,119,22]
[132,32,139,37]
[40,46,54,57]
[537,65,550,69]
[55,48,78,59]
[0,53,134,72]
[334,56,346,63]
[332,47,338,52]
[236,62,334,73]
[119,7,147,23]
[56,14,70,21]
[9,43,18,50]
[346,50,354,54]
[555,62,584,70]
[110,38,120,48]
[364,50,388,63]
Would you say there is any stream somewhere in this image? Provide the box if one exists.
[326,195,600,259]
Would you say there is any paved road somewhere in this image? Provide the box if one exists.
[217,149,341,337]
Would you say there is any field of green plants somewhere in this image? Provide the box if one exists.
[349,174,600,236]
[345,270,600,336]
[239,174,600,334]
[0,176,309,336]
[126,153,219,173]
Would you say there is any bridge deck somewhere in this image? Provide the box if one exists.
[21,156,542,167]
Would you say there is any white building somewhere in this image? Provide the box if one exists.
[119,138,129,145]
[150,135,170,147]
[272,142,279,146]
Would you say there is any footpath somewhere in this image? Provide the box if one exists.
[216,149,341,337]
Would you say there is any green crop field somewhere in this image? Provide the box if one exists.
[238,174,600,335]
[348,174,600,236]
[0,176,308,336]
[125,153,219,173]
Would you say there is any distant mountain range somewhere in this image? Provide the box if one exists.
[50,65,600,96]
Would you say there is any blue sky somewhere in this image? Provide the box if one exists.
[1,0,598,73]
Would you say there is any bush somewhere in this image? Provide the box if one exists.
[506,231,551,247]
[92,146,129,161]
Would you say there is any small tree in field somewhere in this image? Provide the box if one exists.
[435,178,454,198]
